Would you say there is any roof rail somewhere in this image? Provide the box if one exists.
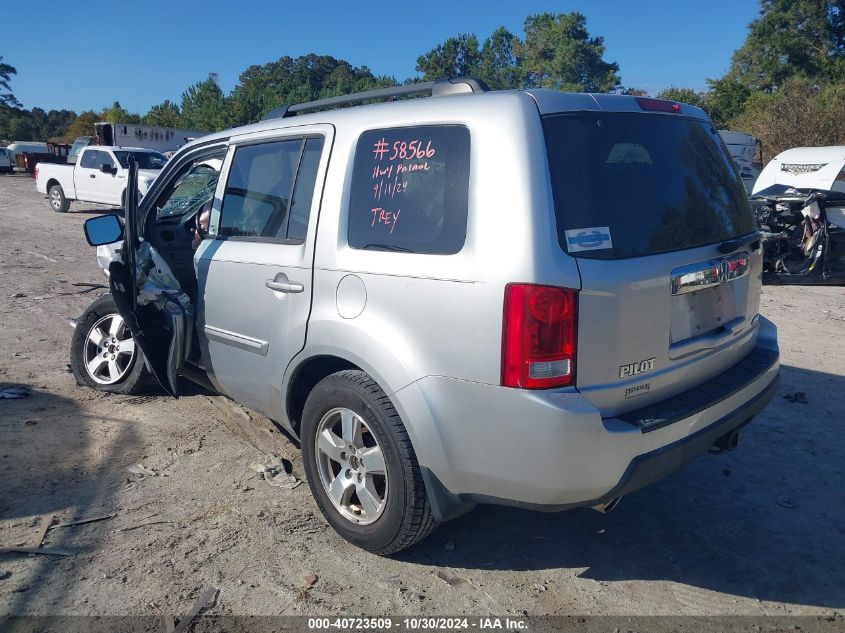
[260,77,490,121]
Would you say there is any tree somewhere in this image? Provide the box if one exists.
[43,109,77,140]
[619,87,649,96]
[0,105,76,142]
[416,34,482,81]
[0,105,36,140]
[655,87,706,108]
[61,110,100,143]
[703,77,752,128]
[143,100,181,127]
[477,27,523,89]
[731,77,845,162]
[517,12,620,92]
[727,0,845,91]
[0,56,21,108]
[180,79,230,131]
[101,101,141,123]
[227,54,397,126]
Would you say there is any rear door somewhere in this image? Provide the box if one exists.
[542,104,761,416]
[75,149,103,201]
[196,125,331,417]
[94,150,123,205]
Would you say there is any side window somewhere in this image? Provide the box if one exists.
[79,150,98,169]
[156,156,224,220]
[348,125,470,254]
[100,152,116,169]
[287,137,324,242]
[219,137,323,241]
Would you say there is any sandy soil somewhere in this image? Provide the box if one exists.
[0,173,843,620]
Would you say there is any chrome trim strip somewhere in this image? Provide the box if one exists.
[204,325,269,356]
[671,251,749,295]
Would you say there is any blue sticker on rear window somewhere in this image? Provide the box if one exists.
[565,227,613,252]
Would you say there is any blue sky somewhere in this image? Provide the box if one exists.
[4,0,760,113]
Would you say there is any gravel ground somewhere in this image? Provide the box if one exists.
[0,173,843,620]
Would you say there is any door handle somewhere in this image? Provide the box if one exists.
[265,275,304,294]
[89,174,96,178]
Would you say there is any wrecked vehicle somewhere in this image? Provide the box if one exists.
[70,80,779,554]
[752,146,845,284]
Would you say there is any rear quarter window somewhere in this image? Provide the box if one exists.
[348,125,470,254]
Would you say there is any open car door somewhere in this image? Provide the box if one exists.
[106,157,190,397]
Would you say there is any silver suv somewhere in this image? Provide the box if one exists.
[74,78,779,554]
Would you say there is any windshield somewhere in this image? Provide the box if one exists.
[113,151,167,170]
[543,113,755,259]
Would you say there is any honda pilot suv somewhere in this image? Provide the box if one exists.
[74,78,779,554]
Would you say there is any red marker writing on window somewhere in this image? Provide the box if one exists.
[371,207,401,233]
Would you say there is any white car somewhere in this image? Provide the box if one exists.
[35,146,166,212]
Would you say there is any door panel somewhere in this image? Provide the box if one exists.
[96,152,122,205]
[196,242,312,415]
[75,149,102,201]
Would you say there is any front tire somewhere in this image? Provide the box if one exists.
[49,184,70,213]
[70,294,154,394]
[301,370,438,555]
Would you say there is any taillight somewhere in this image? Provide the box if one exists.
[635,97,681,113]
[34,166,38,179]
[501,284,578,389]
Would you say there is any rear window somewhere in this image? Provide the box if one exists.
[348,125,470,254]
[543,113,754,259]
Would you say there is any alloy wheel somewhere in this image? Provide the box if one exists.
[314,407,388,525]
[83,313,136,385]
[50,189,62,210]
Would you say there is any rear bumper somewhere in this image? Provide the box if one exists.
[584,371,777,508]
[394,317,779,520]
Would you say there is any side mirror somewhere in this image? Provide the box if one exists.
[100,163,115,174]
[84,214,124,246]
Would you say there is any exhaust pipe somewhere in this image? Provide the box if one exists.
[711,430,740,453]
[591,496,622,513]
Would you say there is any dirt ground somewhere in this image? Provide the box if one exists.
[0,172,843,620]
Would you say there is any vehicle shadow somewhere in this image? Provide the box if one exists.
[401,364,845,609]
[0,383,142,615]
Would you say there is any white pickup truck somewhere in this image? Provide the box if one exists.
[35,146,166,212]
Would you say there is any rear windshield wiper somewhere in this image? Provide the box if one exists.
[361,243,414,252]
[718,231,761,254]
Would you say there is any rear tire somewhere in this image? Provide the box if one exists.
[49,184,70,213]
[301,370,438,555]
[70,294,155,394]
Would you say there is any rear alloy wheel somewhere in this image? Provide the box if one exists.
[302,370,438,555]
[314,407,388,525]
[70,294,154,394]
[49,184,70,213]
